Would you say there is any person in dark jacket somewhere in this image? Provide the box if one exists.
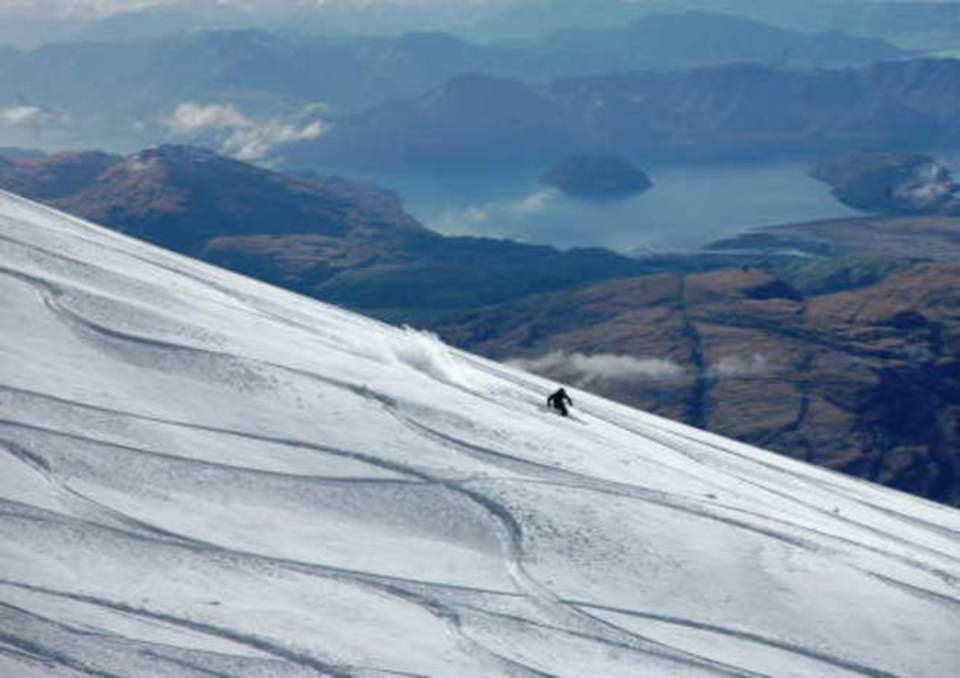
[547,387,573,417]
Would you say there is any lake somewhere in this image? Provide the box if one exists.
[330,153,960,254]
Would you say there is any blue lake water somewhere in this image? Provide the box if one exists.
[332,152,960,254]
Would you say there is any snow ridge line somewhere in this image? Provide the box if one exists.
[0,186,381,337]
[578,404,960,575]
[133,650,242,678]
[0,264,399,408]
[0,421,424,488]
[1,214,392,367]
[569,601,908,678]
[0,627,128,678]
[0,582,350,678]
[0,497,515,604]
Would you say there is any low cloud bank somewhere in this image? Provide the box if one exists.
[221,119,328,161]
[162,101,329,162]
[891,160,957,211]
[164,102,251,132]
[709,354,768,377]
[0,105,69,128]
[508,350,770,386]
[507,351,685,387]
[431,188,559,237]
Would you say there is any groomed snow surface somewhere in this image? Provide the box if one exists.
[0,187,958,678]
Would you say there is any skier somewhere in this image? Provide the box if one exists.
[547,387,573,417]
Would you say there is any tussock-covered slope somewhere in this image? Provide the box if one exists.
[0,189,958,677]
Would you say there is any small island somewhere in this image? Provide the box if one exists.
[811,152,959,215]
[540,155,653,199]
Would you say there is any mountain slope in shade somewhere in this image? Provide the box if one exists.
[0,145,428,253]
[0,189,959,677]
[291,59,960,169]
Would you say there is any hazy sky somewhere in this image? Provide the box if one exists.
[0,0,512,18]
[0,0,157,17]
[4,0,946,18]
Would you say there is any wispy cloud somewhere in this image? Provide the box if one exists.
[509,350,771,387]
[507,350,686,388]
[0,106,42,125]
[164,102,252,132]
[513,189,556,215]
[221,119,328,162]
[162,101,330,162]
[891,160,957,210]
[432,188,559,236]
[0,105,69,127]
[708,354,768,377]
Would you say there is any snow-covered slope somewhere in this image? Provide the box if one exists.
[0,187,958,678]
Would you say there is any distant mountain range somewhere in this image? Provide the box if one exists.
[497,11,905,80]
[286,58,960,169]
[473,0,960,51]
[3,0,957,51]
[0,12,910,157]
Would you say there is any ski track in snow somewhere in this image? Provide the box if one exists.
[1,187,959,677]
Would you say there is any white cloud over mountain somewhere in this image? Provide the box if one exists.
[509,350,772,387]
[162,101,330,161]
[509,350,686,386]
[0,105,70,128]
